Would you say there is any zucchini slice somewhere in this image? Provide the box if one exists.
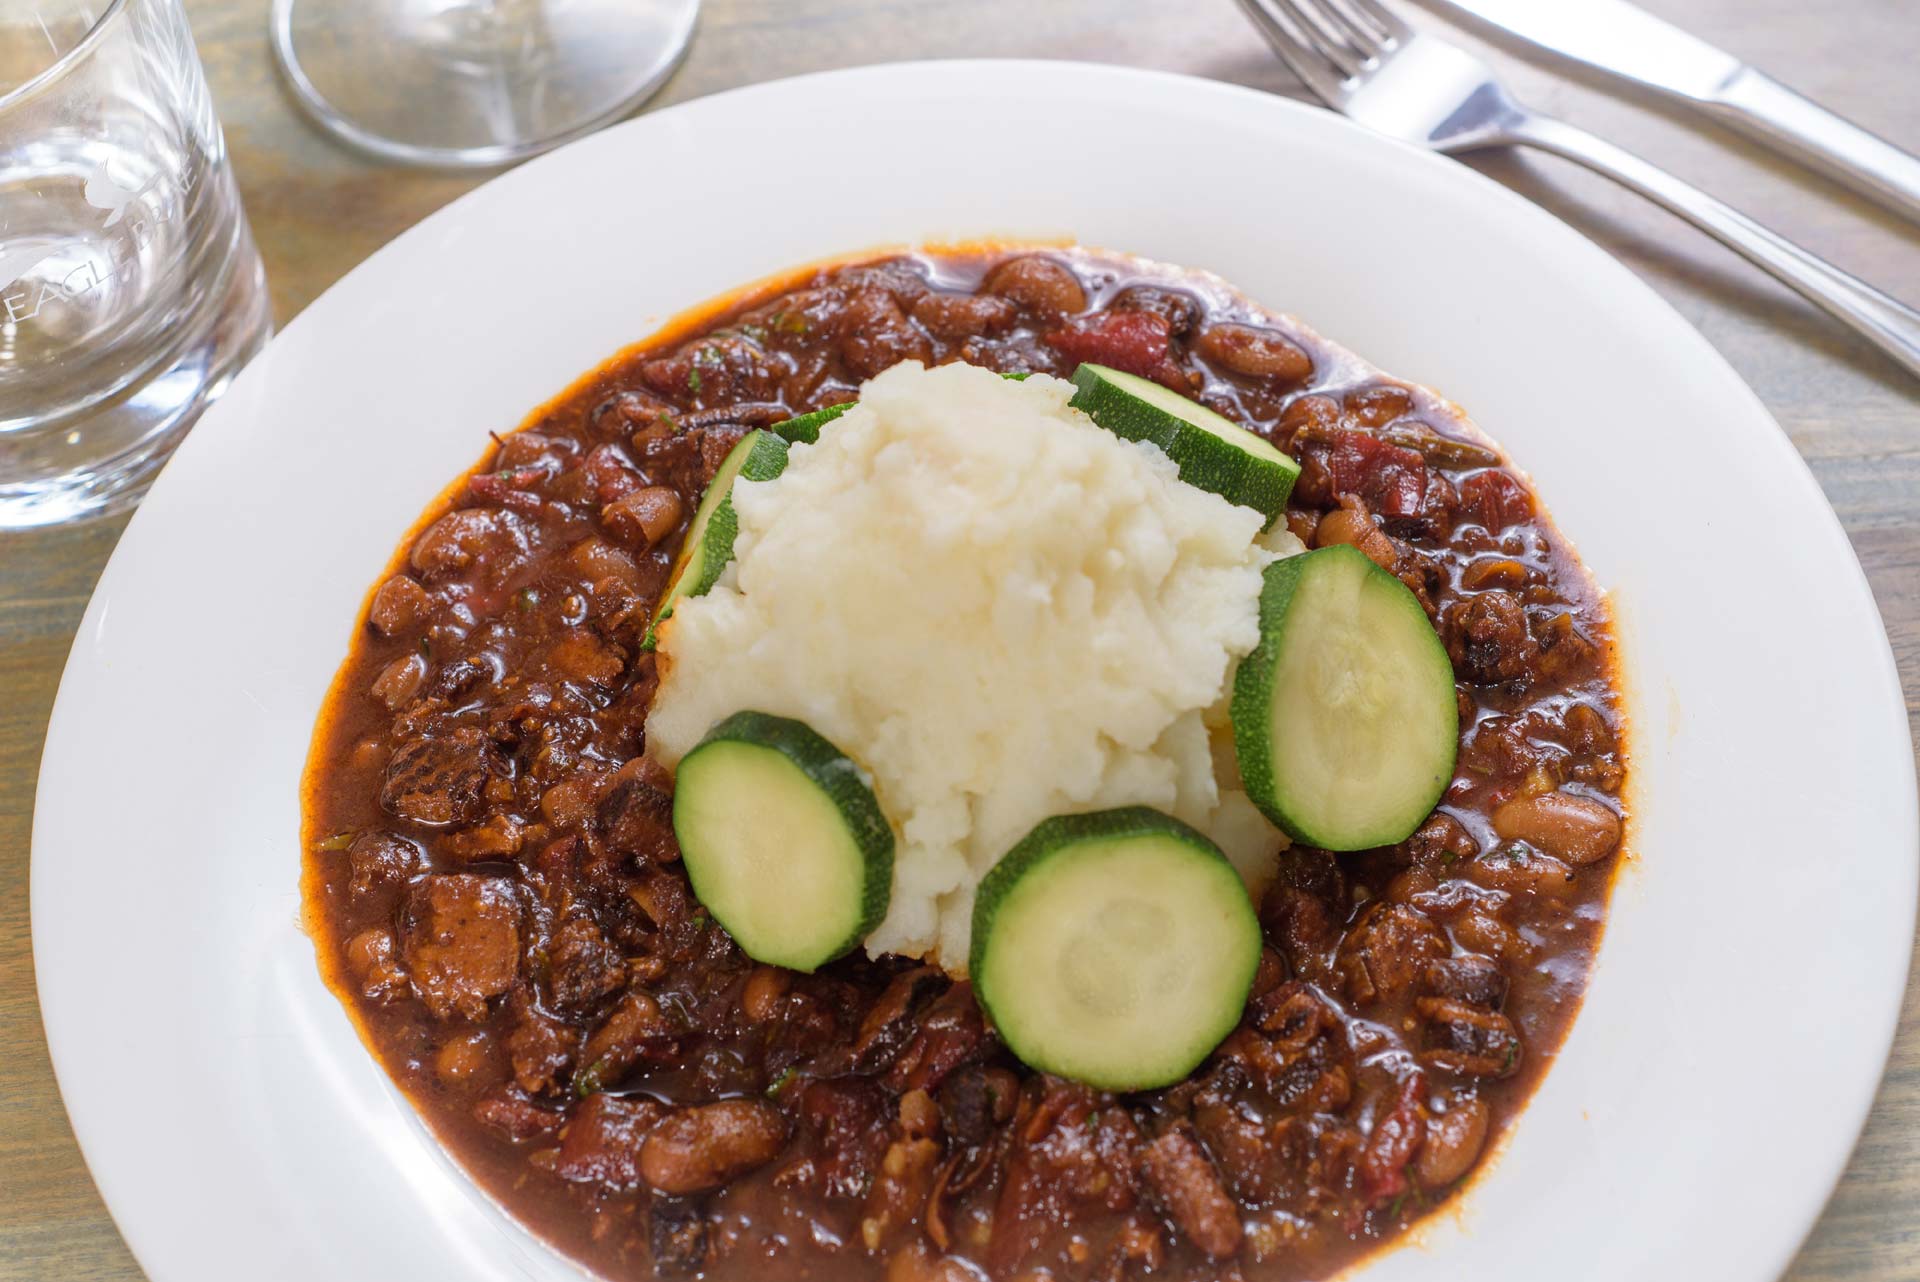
[1231,544,1458,850]
[773,401,854,445]
[647,429,789,647]
[1068,362,1299,528]
[969,807,1261,1091]
[672,711,893,972]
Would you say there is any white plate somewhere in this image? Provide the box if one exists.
[33,61,1916,1282]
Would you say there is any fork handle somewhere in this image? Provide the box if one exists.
[1505,114,1920,380]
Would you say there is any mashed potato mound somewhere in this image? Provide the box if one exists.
[647,362,1296,972]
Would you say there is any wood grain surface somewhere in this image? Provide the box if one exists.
[2,0,1915,1278]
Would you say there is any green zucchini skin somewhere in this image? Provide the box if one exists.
[1067,362,1299,529]
[645,430,790,648]
[1231,545,1459,851]
[672,711,893,972]
[969,807,1261,1091]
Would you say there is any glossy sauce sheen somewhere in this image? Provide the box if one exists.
[303,249,1628,1282]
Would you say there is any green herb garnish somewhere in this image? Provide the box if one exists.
[312,831,355,853]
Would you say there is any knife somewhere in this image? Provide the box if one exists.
[1426,0,1920,226]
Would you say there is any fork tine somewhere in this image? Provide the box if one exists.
[1264,0,1367,78]
[1234,0,1353,105]
[1342,0,1413,43]
[1299,0,1385,59]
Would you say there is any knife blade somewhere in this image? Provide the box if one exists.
[1427,0,1920,225]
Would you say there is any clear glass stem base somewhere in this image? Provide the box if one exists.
[269,0,701,169]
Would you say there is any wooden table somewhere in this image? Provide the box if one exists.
[3,0,1915,1277]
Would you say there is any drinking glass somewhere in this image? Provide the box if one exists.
[269,0,701,169]
[0,0,271,528]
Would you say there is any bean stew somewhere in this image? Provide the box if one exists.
[302,247,1627,1282]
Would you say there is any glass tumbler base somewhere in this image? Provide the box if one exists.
[0,246,272,530]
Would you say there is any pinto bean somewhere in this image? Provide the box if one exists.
[1192,321,1313,386]
[982,255,1086,318]
[1314,505,1397,570]
[1414,1096,1490,1188]
[435,1030,494,1085]
[640,1100,790,1194]
[370,652,428,710]
[368,574,431,636]
[740,965,792,1022]
[602,485,683,551]
[1493,791,1622,865]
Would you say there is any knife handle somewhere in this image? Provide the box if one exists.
[1706,67,1920,226]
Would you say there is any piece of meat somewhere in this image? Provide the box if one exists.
[577,989,677,1094]
[887,981,989,1093]
[1356,1073,1427,1205]
[1446,590,1540,686]
[649,1197,708,1276]
[839,288,933,379]
[553,1093,668,1189]
[1421,955,1509,1010]
[545,915,627,1014]
[1335,902,1447,1005]
[1458,468,1533,531]
[849,966,945,1074]
[1042,310,1178,385]
[795,1077,889,1201]
[398,874,521,1021]
[1294,427,1428,520]
[506,995,578,1096]
[380,726,502,829]
[1419,997,1523,1077]
[472,1085,566,1141]
[640,1100,790,1195]
[1138,1126,1242,1260]
[597,765,676,863]
[937,1066,1019,1147]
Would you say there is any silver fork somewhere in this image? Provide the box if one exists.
[1236,0,1920,380]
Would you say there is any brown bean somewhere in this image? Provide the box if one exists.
[1344,383,1415,427]
[435,1030,494,1085]
[1314,507,1397,570]
[1193,322,1312,386]
[981,255,1086,318]
[369,652,427,710]
[368,574,431,636]
[1493,791,1622,866]
[640,1100,790,1194]
[740,965,792,1022]
[1415,1096,1490,1187]
[602,485,684,551]
[1467,844,1577,900]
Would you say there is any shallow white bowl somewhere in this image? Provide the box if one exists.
[33,61,1916,1282]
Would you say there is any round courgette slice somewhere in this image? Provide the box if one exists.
[672,711,892,972]
[1231,544,1458,850]
[969,807,1261,1091]
[1068,362,1299,528]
